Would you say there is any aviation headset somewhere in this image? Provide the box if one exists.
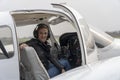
[33,23,50,39]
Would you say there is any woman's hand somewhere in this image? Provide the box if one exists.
[61,69,65,73]
[20,43,28,49]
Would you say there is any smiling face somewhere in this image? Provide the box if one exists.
[38,28,48,43]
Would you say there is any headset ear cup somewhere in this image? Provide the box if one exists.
[47,32,50,39]
[33,28,38,38]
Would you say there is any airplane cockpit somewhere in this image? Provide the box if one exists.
[10,10,83,79]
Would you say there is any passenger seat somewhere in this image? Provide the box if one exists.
[20,47,50,80]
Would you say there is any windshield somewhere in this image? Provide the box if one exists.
[90,26,114,48]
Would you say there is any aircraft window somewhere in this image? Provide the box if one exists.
[16,24,35,43]
[0,26,14,59]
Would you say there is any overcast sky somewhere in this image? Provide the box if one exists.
[53,0,120,32]
[0,0,120,31]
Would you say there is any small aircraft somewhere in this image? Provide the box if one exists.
[0,3,120,80]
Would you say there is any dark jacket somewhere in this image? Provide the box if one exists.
[24,38,64,71]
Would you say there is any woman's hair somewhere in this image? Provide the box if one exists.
[33,23,50,39]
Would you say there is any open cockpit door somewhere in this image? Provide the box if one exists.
[0,12,19,80]
[52,3,98,65]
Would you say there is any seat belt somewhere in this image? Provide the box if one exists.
[48,25,61,59]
